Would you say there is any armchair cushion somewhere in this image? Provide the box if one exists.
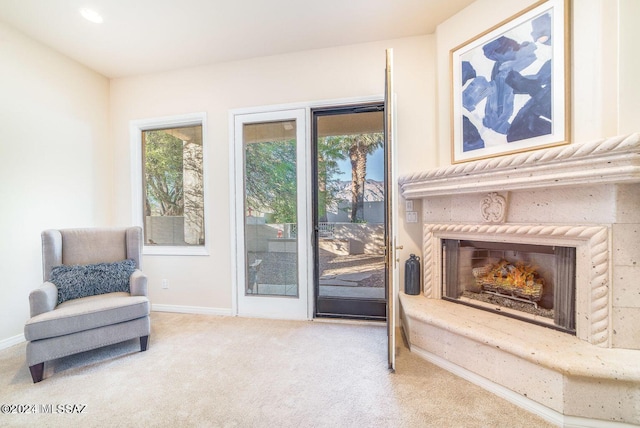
[51,259,136,305]
[24,292,150,342]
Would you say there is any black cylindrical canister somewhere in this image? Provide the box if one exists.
[404,254,421,295]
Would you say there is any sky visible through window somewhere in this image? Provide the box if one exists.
[334,147,384,181]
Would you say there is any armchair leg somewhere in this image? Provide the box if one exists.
[140,335,149,352]
[29,363,44,383]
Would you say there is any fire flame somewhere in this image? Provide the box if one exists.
[480,259,543,296]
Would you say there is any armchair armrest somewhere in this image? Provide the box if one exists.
[130,269,148,296]
[29,282,58,317]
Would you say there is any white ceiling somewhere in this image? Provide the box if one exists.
[0,0,475,78]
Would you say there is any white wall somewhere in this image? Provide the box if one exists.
[434,0,640,166]
[110,36,434,313]
[0,22,110,343]
[618,0,640,135]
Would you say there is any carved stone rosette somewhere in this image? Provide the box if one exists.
[480,192,507,223]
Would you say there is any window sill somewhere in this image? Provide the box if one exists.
[143,246,209,256]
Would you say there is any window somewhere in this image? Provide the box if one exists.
[131,113,207,255]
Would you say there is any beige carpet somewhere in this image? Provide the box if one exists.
[0,312,553,427]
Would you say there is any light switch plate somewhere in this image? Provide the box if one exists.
[405,200,414,211]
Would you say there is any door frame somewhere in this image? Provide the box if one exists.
[232,108,310,320]
[229,96,384,319]
[385,48,398,370]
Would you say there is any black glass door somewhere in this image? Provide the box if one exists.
[312,104,387,320]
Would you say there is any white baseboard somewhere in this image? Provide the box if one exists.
[0,333,25,350]
[151,304,232,316]
[409,344,637,428]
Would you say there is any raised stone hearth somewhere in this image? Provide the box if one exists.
[398,134,640,426]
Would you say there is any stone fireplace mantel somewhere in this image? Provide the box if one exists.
[397,134,640,426]
[399,133,640,198]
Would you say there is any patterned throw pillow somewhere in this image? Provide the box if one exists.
[50,259,136,305]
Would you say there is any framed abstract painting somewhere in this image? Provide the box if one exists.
[450,0,570,163]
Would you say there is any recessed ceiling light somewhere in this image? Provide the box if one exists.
[79,8,103,24]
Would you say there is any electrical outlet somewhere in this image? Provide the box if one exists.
[161,279,169,289]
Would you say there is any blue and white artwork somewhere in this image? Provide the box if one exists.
[451,0,567,163]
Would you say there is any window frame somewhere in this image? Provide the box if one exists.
[130,112,209,256]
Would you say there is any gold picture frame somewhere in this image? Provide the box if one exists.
[450,0,570,163]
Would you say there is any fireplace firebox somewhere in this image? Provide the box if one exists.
[442,239,576,333]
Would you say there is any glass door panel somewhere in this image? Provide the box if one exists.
[243,121,299,297]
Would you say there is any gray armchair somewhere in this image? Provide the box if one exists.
[24,227,150,383]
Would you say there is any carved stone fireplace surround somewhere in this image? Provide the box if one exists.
[398,134,640,426]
